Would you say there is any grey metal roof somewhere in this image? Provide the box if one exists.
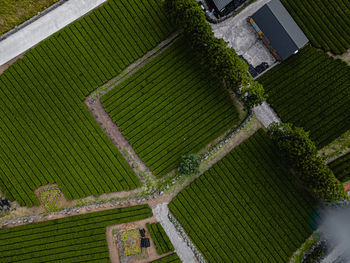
[251,0,309,60]
[267,0,308,48]
[211,0,232,11]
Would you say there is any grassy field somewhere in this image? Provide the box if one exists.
[101,39,240,176]
[169,129,317,262]
[0,0,173,206]
[258,46,350,148]
[328,153,350,183]
[281,0,350,54]
[147,222,174,255]
[0,0,59,35]
[0,205,152,262]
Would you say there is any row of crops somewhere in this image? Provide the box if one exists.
[258,45,350,148]
[0,205,152,262]
[329,152,350,183]
[147,222,174,255]
[0,0,173,206]
[169,129,318,262]
[101,38,240,176]
[281,0,350,54]
[150,253,181,263]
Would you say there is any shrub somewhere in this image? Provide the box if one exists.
[180,154,201,175]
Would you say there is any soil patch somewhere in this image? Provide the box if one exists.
[107,217,171,263]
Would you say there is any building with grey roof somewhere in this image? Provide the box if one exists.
[249,0,309,60]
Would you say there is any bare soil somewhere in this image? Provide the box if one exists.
[328,49,350,66]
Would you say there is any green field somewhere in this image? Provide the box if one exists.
[169,129,317,262]
[0,0,173,206]
[329,153,350,183]
[0,205,152,262]
[281,0,350,54]
[258,46,350,148]
[150,253,181,263]
[101,39,240,176]
[147,222,174,255]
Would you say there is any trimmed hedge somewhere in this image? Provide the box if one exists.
[0,0,174,206]
[0,205,153,262]
[169,129,317,262]
[147,222,174,255]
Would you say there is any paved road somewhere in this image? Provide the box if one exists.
[153,203,197,263]
[253,101,281,128]
[0,0,106,67]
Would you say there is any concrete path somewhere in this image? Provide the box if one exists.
[253,101,281,128]
[153,203,197,263]
[0,0,106,67]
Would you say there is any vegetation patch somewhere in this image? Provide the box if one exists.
[121,229,141,256]
[258,45,350,148]
[281,0,350,54]
[0,0,59,35]
[169,129,317,262]
[40,187,61,212]
[0,0,173,206]
[101,38,240,177]
[146,222,174,255]
[0,205,152,262]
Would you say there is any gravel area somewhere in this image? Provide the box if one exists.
[211,0,276,67]
[153,203,197,263]
[253,101,281,128]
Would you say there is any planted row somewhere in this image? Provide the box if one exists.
[146,223,174,255]
[328,153,350,183]
[258,45,350,148]
[0,0,173,205]
[169,129,317,262]
[150,253,181,263]
[281,0,350,54]
[101,38,240,176]
[0,205,152,262]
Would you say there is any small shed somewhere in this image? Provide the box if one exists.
[249,0,308,61]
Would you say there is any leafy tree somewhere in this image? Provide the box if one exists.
[268,122,347,202]
[241,81,267,109]
[180,154,201,175]
[164,0,266,107]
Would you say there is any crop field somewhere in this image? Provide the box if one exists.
[281,0,350,54]
[0,204,152,262]
[258,46,350,148]
[151,253,181,263]
[0,0,173,206]
[329,153,350,183]
[169,129,317,262]
[101,39,240,176]
[147,222,174,255]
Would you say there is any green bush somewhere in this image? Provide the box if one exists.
[180,154,201,175]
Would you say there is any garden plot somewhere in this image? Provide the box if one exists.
[211,0,276,67]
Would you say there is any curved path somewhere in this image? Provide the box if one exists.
[0,0,106,67]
